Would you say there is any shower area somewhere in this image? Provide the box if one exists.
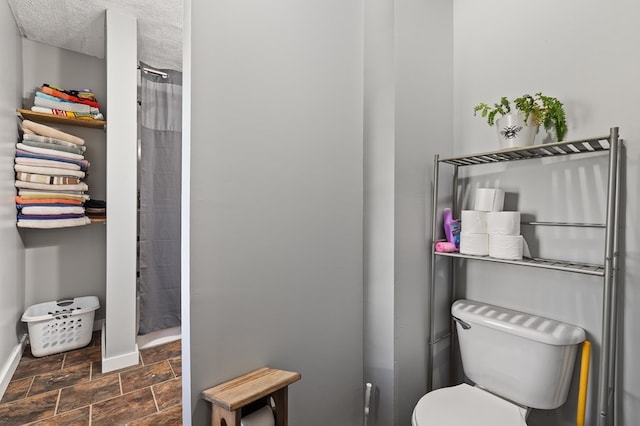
[136,62,183,349]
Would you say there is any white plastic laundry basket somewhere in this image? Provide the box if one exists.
[21,296,100,357]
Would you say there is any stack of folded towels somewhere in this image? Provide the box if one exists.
[84,199,106,222]
[15,120,91,229]
[31,84,103,121]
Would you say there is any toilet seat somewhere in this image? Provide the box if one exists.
[412,383,528,426]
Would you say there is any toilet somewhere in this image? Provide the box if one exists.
[412,299,586,425]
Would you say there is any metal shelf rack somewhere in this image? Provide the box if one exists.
[428,128,621,426]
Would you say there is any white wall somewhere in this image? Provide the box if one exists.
[103,9,138,371]
[0,0,25,397]
[20,39,107,321]
[188,1,363,424]
[454,1,640,425]
[364,0,453,424]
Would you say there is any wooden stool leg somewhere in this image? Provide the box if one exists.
[212,406,242,426]
[271,387,288,426]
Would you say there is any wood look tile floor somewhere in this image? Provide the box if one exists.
[0,332,182,425]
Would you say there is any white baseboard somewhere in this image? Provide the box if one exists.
[0,334,28,400]
[100,322,139,373]
[136,326,181,350]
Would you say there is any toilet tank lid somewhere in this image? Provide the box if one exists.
[452,299,586,346]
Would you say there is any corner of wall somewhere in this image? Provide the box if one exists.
[0,0,26,400]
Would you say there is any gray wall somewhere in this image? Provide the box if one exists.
[453,1,640,425]
[0,0,25,391]
[363,0,395,423]
[364,0,453,424]
[20,39,107,322]
[394,0,453,424]
[188,1,364,425]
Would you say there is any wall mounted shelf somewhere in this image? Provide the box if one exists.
[17,109,106,130]
[15,108,105,229]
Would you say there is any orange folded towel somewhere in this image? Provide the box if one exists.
[15,196,83,205]
[41,85,100,109]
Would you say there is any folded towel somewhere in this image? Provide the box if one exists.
[16,150,90,171]
[23,133,86,151]
[34,94,99,115]
[21,120,85,146]
[15,180,89,192]
[31,106,104,121]
[85,199,106,209]
[17,216,91,229]
[17,143,84,160]
[18,213,85,220]
[16,172,81,185]
[15,156,82,171]
[16,197,84,205]
[41,85,101,109]
[20,206,85,215]
[20,139,86,156]
[14,164,85,178]
[17,191,88,200]
[69,89,96,102]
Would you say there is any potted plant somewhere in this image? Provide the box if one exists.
[474,93,567,148]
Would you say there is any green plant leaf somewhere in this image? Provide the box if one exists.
[473,92,567,140]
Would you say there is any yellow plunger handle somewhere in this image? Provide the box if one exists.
[577,340,591,426]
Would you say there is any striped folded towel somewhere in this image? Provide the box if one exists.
[16,172,81,185]
[15,180,89,192]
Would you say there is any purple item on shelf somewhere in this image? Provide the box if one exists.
[443,208,461,250]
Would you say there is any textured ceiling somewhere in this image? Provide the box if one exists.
[7,0,183,71]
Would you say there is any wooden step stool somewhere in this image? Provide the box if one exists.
[202,367,301,426]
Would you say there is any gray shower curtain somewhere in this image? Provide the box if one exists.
[138,62,182,335]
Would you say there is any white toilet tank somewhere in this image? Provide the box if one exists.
[452,299,586,410]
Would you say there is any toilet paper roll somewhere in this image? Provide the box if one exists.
[461,210,487,234]
[241,405,275,426]
[474,188,505,212]
[486,211,521,235]
[489,234,523,260]
[460,233,489,256]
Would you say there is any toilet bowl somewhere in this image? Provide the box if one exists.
[412,383,528,426]
[412,299,585,426]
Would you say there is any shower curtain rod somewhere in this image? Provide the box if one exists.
[137,65,168,78]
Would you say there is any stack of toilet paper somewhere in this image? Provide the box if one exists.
[460,188,525,260]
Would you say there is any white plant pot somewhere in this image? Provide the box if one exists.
[495,112,538,149]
